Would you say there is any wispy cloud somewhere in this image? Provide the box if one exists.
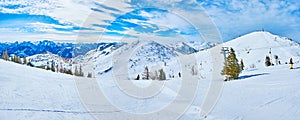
[0,0,299,43]
[200,0,300,42]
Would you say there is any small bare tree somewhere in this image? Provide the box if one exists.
[191,65,198,76]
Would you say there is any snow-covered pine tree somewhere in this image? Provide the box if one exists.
[142,66,150,80]
[222,48,241,80]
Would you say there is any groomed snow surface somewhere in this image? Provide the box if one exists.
[1,56,300,120]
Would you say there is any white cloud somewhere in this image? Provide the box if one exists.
[204,0,300,42]
[2,0,299,43]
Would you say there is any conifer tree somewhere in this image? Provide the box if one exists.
[191,65,197,75]
[64,68,73,75]
[87,72,92,78]
[142,66,150,80]
[159,69,166,80]
[51,60,55,72]
[240,59,244,70]
[13,55,17,63]
[222,48,241,80]
[135,74,140,80]
[75,66,79,76]
[79,65,84,77]
[2,50,8,61]
[23,56,27,64]
[1,51,4,60]
[265,56,271,67]
[17,56,22,64]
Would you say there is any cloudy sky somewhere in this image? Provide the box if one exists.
[0,0,299,43]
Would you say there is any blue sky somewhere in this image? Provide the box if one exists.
[0,0,300,43]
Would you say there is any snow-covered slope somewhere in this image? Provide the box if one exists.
[224,31,300,69]
[27,52,72,70]
[117,41,182,80]
[207,64,300,120]
[2,48,300,120]
[74,40,198,79]
[0,59,93,120]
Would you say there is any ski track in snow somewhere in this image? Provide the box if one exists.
[0,108,121,114]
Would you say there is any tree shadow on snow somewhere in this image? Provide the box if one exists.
[239,73,269,80]
[293,67,300,70]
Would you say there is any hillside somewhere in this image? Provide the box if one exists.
[224,31,300,69]
[207,63,300,120]
[0,60,92,120]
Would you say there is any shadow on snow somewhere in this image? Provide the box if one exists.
[239,73,270,80]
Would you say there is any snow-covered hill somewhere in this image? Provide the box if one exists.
[0,59,93,120]
[224,31,300,69]
[27,52,72,70]
[207,64,300,120]
[74,40,199,78]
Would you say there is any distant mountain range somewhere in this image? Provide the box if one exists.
[0,40,121,58]
[0,39,203,59]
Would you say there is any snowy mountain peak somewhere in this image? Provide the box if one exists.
[227,31,298,48]
[224,31,300,69]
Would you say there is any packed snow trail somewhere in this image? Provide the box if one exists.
[0,60,95,120]
[0,58,209,120]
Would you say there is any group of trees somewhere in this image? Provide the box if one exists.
[2,50,9,61]
[46,62,91,77]
[222,47,294,81]
[2,50,27,64]
[12,55,23,64]
[1,50,94,77]
[74,65,84,77]
[266,55,294,69]
[136,66,166,80]
[74,65,93,77]
[74,65,93,78]
[41,61,73,76]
